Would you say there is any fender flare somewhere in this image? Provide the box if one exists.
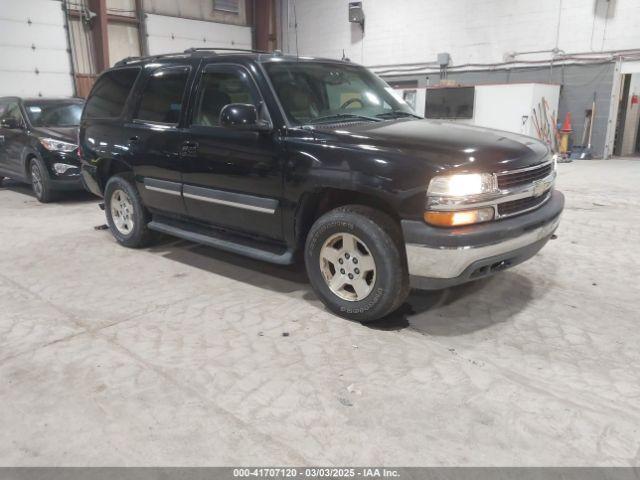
[20,146,42,180]
[95,157,134,190]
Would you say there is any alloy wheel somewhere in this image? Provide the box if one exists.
[110,189,135,235]
[319,232,377,301]
[31,163,43,198]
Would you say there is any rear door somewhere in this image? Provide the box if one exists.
[181,62,284,241]
[124,64,194,216]
[82,67,141,194]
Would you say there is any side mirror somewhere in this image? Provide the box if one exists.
[220,103,271,132]
[0,118,22,129]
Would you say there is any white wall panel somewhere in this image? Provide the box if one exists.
[0,0,74,97]
[145,13,251,55]
[143,0,247,25]
[108,22,141,67]
[281,0,640,68]
[454,83,561,140]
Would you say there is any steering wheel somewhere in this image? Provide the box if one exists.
[340,97,364,109]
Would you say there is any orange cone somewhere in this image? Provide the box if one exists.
[560,112,572,132]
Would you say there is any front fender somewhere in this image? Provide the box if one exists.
[20,144,42,179]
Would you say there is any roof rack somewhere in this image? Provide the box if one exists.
[113,48,282,67]
[114,52,190,67]
[115,56,142,66]
[183,47,270,54]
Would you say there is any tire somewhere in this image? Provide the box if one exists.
[305,205,410,323]
[30,157,56,203]
[104,174,155,248]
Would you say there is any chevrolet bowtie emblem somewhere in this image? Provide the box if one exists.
[532,180,549,197]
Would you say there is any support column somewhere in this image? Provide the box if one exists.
[87,0,109,71]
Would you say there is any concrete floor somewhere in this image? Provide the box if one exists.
[0,159,639,466]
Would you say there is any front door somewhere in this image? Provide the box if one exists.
[0,101,28,178]
[181,63,284,241]
[125,64,193,216]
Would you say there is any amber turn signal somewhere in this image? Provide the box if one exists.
[424,207,494,227]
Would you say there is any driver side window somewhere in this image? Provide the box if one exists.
[193,70,257,127]
[0,103,23,124]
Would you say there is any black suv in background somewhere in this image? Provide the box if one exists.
[0,97,85,202]
[80,49,564,322]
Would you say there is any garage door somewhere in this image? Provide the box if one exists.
[0,0,74,97]
[145,13,251,55]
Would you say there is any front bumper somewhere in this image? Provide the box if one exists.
[402,190,564,290]
[49,175,84,191]
[42,149,83,191]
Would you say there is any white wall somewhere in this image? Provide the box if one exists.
[108,22,141,67]
[0,0,74,97]
[145,13,251,55]
[143,0,248,26]
[452,83,561,141]
[281,0,640,68]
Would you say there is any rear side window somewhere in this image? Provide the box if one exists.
[134,67,190,124]
[84,68,139,119]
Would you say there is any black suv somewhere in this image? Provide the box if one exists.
[79,49,564,322]
[0,97,85,202]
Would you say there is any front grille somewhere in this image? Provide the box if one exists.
[497,162,552,190]
[497,192,550,217]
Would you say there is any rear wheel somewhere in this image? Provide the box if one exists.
[305,205,409,323]
[30,157,55,203]
[104,174,155,248]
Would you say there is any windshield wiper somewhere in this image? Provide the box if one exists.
[306,113,382,125]
[375,111,422,119]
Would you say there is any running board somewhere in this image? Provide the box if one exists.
[147,218,294,265]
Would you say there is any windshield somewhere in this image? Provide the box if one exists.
[24,101,84,127]
[263,61,417,126]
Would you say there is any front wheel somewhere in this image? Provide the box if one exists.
[30,158,55,203]
[104,174,155,248]
[305,205,410,323]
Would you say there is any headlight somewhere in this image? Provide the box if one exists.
[40,138,77,152]
[427,173,497,197]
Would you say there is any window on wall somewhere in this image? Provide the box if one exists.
[425,86,475,119]
[135,67,190,124]
[213,0,240,14]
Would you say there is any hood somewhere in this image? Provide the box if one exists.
[31,126,79,144]
[311,118,549,175]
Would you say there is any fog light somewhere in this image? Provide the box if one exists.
[424,207,494,227]
[53,163,76,174]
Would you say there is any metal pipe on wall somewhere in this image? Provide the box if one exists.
[61,0,78,97]
[135,0,148,56]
